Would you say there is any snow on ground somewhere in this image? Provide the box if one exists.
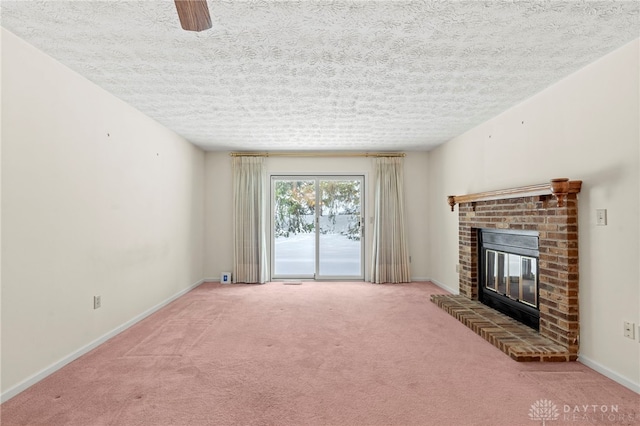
[274,232,361,277]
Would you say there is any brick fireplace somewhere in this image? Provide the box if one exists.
[432,179,582,361]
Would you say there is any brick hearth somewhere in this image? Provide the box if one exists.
[434,182,581,361]
[431,295,573,361]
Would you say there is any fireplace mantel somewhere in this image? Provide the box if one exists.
[447,179,582,211]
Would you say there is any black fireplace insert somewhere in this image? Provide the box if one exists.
[478,229,540,330]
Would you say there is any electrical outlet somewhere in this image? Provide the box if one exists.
[455,264,460,273]
[623,321,635,340]
[94,295,102,310]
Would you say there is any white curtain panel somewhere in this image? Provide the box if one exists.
[370,157,411,284]
[232,156,268,283]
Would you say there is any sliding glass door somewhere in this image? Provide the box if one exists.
[272,178,316,277]
[271,176,364,280]
[317,179,363,277]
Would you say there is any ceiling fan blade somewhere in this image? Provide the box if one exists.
[174,0,212,32]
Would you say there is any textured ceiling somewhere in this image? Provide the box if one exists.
[2,1,639,152]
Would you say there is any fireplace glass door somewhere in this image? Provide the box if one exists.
[497,252,507,294]
[521,257,537,306]
[485,251,537,308]
[479,229,540,330]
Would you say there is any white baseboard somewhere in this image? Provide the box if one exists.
[578,355,640,394]
[426,277,458,295]
[1,279,206,403]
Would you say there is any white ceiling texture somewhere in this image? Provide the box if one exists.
[2,1,639,152]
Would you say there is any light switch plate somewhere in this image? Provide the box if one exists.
[623,321,635,339]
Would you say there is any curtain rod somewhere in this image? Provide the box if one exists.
[229,152,406,158]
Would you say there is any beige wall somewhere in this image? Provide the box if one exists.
[427,39,640,390]
[204,152,430,282]
[1,29,205,398]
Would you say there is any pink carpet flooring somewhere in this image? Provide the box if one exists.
[1,282,638,425]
